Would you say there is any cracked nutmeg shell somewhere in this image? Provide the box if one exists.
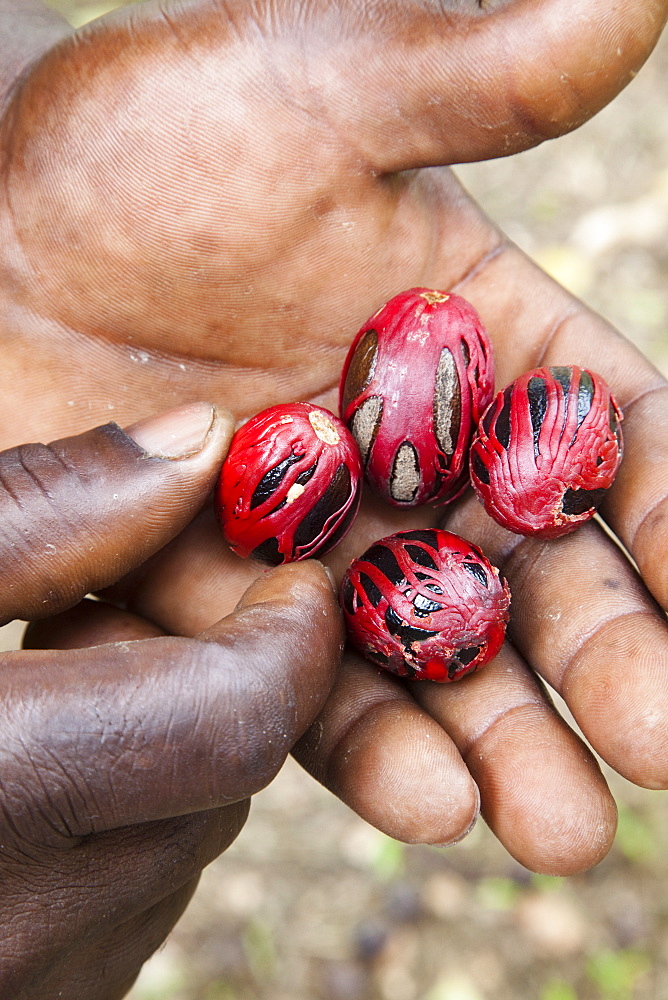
[470,365,623,538]
[216,402,363,563]
[341,529,510,682]
[339,288,495,507]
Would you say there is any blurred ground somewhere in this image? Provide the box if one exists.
[5,4,668,999]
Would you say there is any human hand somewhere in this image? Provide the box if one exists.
[2,0,668,877]
[0,403,343,999]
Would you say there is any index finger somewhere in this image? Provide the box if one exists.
[0,561,343,836]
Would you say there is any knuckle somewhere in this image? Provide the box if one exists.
[0,723,82,850]
[0,439,87,536]
[0,430,118,621]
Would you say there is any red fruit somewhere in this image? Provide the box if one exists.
[470,365,623,538]
[339,288,494,507]
[341,529,510,682]
[217,402,363,563]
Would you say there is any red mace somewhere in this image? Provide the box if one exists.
[217,402,363,563]
[341,529,510,682]
[470,365,623,538]
[339,288,495,507]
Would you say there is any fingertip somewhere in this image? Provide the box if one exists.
[124,402,235,464]
[0,406,236,624]
[204,404,236,458]
[423,780,481,849]
[466,705,618,876]
[565,616,668,790]
[334,699,480,846]
[297,662,481,847]
[234,558,340,611]
[413,648,618,875]
[197,560,345,732]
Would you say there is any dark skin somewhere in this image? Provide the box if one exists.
[2,0,668,995]
[0,405,344,998]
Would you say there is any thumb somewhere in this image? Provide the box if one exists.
[16,0,666,178]
[0,402,233,624]
[338,0,667,170]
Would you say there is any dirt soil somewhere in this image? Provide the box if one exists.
[6,5,668,999]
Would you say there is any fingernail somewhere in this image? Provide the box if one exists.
[429,791,480,848]
[313,560,338,592]
[125,402,216,459]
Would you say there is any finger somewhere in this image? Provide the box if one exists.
[17,599,252,996]
[342,0,668,170]
[72,0,667,171]
[98,499,480,848]
[410,169,668,610]
[444,492,668,790]
[294,652,480,847]
[431,196,668,791]
[366,0,666,170]
[24,597,166,649]
[412,645,617,875]
[98,494,481,848]
[137,498,617,863]
[0,560,342,835]
[600,388,668,609]
[502,522,668,790]
[94,169,668,826]
[0,402,233,624]
[441,214,668,614]
[36,882,200,1000]
[106,490,438,637]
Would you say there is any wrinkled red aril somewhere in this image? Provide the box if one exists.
[341,529,510,682]
[339,288,494,508]
[470,365,623,538]
[217,402,363,564]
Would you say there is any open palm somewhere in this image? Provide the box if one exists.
[3,0,668,928]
